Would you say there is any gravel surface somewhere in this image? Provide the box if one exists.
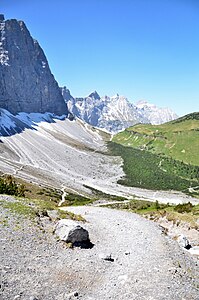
[1,195,198,300]
[63,206,199,300]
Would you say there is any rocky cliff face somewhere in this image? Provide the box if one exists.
[0,15,67,115]
[61,88,177,132]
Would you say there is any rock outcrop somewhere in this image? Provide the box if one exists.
[0,15,68,115]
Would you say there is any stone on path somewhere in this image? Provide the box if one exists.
[177,234,191,249]
[55,219,89,244]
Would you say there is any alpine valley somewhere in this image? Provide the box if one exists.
[0,14,191,202]
[0,15,199,300]
[0,15,198,202]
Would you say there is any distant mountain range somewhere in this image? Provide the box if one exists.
[61,87,178,132]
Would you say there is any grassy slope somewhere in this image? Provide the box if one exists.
[0,176,88,223]
[105,200,199,230]
[112,112,199,166]
[109,112,199,193]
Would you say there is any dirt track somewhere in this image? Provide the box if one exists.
[1,196,199,299]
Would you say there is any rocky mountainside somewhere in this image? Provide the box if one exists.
[0,15,67,115]
[61,87,178,132]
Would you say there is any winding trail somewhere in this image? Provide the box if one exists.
[60,206,199,300]
[58,186,67,207]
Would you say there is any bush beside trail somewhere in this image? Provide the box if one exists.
[0,175,25,197]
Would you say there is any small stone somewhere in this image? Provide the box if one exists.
[46,209,59,221]
[118,274,128,284]
[99,253,114,262]
[177,234,191,249]
[65,291,79,299]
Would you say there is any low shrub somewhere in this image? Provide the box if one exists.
[174,202,193,213]
[0,175,25,197]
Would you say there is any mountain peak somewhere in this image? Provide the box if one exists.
[61,86,74,101]
[112,93,120,98]
[136,100,155,109]
[88,91,100,100]
[0,16,67,115]
[0,14,5,21]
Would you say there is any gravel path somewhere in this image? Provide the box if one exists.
[61,206,199,299]
[1,196,198,300]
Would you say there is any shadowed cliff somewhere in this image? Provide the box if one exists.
[0,14,68,115]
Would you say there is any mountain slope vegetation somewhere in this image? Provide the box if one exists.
[109,113,199,194]
[112,112,199,166]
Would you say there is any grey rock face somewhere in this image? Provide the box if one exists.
[60,86,80,117]
[61,86,74,102]
[0,15,68,115]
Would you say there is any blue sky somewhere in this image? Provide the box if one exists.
[1,0,199,116]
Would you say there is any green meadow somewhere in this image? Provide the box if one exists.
[109,113,199,194]
[112,112,199,166]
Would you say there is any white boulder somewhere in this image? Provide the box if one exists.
[177,234,190,249]
[54,219,89,244]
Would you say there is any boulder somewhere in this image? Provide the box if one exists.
[177,234,191,249]
[54,219,89,244]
